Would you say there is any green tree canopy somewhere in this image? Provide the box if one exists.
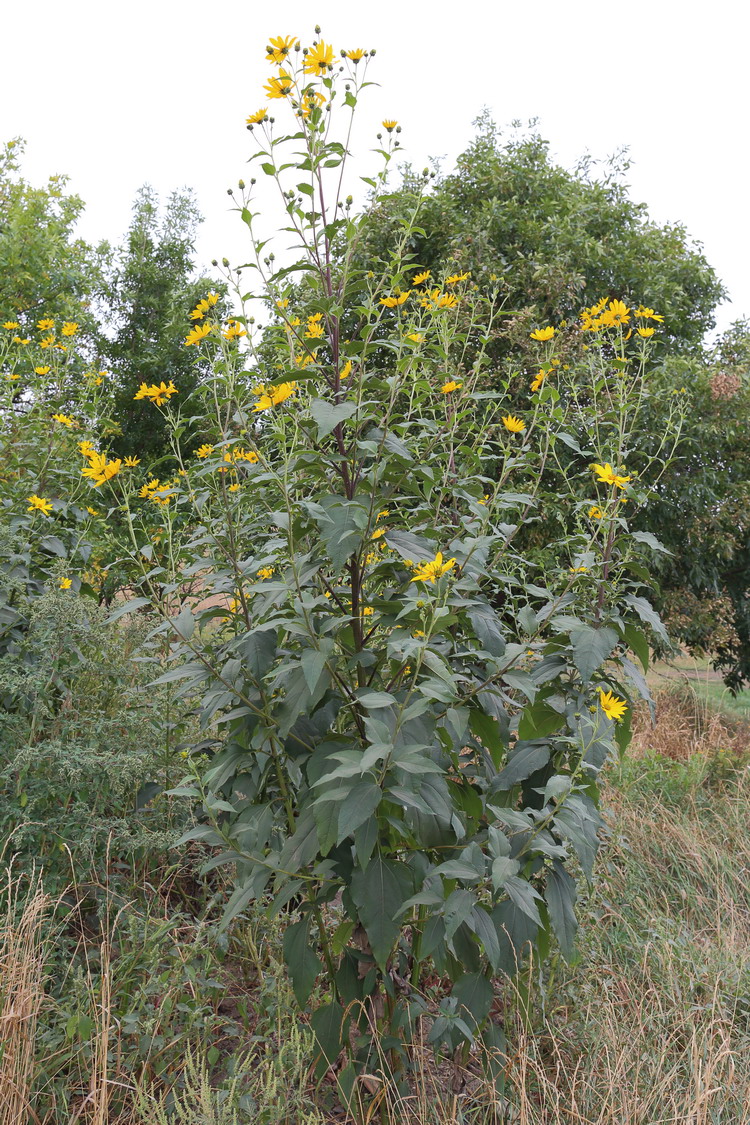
[0,137,102,333]
[99,185,222,462]
[367,116,724,357]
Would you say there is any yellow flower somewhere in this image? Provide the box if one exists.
[264,70,294,99]
[340,360,353,381]
[52,413,76,427]
[265,35,297,64]
[412,270,431,285]
[81,452,122,487]
[406,332,425,344]
[305,320,325,339]
[61,321,78,337]
[591,462,631,489]
[59,576,72,590]
[569,565,588,574]
[39,335,55,348]
[86,506,99,516]
[362,606,374,616]
[411,551,456,584]
[377,509,390,521]
[446,272,469,285]
[301,90,326,118]
[195,444,214,458]
[34,366,51,375]
[246,107,268,125]
[437,293,458,309]
[303,40,334,76]
[222,319,248,340]
[530,369,548,392]
[380,291,410,308]
[588,506,604,519]
[139,478,161,499]
[37,318,54,331]
[598,299,630,328]
[124,455,141,466]
[295,351,317,367]
[184,322,213,346]
[502,415,525,433]
[599,689,627,722]
[133,380,178,405]
[382,120,398,131]
[441,380,462,394]
[27,494,53,515]
[634,306,664,322]
[530,326,555,342]
[636,326,655,338]
[2,321,20,329]
[257,566,275,580]
[228,483,240,492]
[5,373,20,381]
[344,47,365,62]
[79,440,96,457]
[371,527,386,540]
[252,381,297,411]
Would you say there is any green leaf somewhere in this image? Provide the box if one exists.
[310,398,358,439]
[569,624,619,684]
[310,1001,347,1077]
[545,860,577,961]
[355,690,396,709]
[237,627,277,680]
[301,648,328,695]
[337,778,381,844]
[494,742,550,789]
[283,919,323,1006]
[623,621,649,673]
[350,856,412,969]
[40,534,67,557]
[106,596,150,623]
[631,530,672,555]
[452,973,494,1035]
[624,594,670,646]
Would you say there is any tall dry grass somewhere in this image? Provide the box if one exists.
[0,870,51,1125]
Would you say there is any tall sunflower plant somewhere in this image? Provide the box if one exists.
[112,29,682,1089]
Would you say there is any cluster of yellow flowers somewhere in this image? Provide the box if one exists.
[79,441,122,487]
[134,380,178,406]
[579,299,663,335]
[252,381,298,412]
[139,478,176,506]
[189,292,219,321]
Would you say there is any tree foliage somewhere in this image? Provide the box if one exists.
[99,185,222,461]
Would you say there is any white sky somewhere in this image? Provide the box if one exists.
[3,0,747,338]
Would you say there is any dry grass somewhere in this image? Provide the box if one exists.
[630,681,749,761]
[6,687,750,1124]
[0,870,51,1125]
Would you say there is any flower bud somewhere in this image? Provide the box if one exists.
[222,258,229,267]
[238,179,245,189]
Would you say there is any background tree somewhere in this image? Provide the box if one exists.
[99,185,222,462]
[366,118,750,685]
[367,115,724,358]
[0,137,103,333]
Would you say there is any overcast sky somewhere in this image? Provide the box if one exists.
[3,0,746,338]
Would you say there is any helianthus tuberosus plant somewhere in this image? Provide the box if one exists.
[106,28,683,1097]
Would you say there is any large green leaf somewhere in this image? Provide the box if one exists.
[568,623,619,684]
[310,398,358,439]
[350,855,412,969]
[283,919,323,1006]
[310,1000,347,1077]
[337,778,381,844]
[545,860,578,961]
